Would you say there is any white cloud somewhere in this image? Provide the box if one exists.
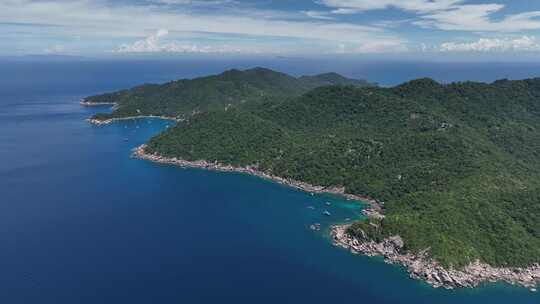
[0,0,405,54]
[336,40,408,54]
[44,44,65,54]
[319,0,463,14]
[115,28,405,54]
[319,0,540,32]
[150,0,238,5]
[115,29,169,53]
[156,29,169,38]
[115,29,254,53]
[418,4,540,32]
[331,8,362,15]
[439,36,540,52]
[354,40,409,53]
[303,10,335,20]
[307,0,462,20]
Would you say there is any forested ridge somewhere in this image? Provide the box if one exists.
[145,77,540,268]
[86,67,373,121]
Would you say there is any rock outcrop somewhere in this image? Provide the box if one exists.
[331,225,540,290]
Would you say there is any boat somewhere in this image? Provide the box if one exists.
[323,210,331,216]
[325,202,331,206]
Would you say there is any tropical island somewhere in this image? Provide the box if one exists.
[83,67,373,124]
[86,68,540,290]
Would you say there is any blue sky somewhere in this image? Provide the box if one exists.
[3,0,540,58]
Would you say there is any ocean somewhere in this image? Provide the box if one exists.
[1,58,539,303]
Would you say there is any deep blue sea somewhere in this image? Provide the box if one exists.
[1,59,540,303]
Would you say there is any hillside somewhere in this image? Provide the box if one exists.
[85,67,373,121]
[144,78,540,269]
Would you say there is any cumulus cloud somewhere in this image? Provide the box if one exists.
[336,40,408,54]
[439,36,540,52]
[115,29,254,53]
[4,0,540,56]
[0,0,405,55]
[115,29,169,53]
[115,28,407,55]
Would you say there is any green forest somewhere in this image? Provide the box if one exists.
[142,77,540,268]
[86,68,373,120]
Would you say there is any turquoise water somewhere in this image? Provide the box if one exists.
[1,60,538,303]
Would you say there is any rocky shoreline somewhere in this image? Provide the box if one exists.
[79,99,117,106]
[87,115,179,125]
[331,224,540,291]
[132,144,539,291]
[132,144,382,211]
[80,98,180,125]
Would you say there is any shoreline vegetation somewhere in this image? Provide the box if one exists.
[132,144,383,213]
[86,115,179,125]
[81,98,180,125]
[82,70,540,292]
[132,144,540,291]
[79,99,117,106]
[331,225,540,290]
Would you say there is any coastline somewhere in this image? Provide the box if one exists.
[331,225,540,291]
[132,144,539,291]
[132,144,383,212]
[87,115,180,125]
[80,99,117,106]
[80,98,180,125]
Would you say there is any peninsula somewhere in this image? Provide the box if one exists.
[85,68,540,290]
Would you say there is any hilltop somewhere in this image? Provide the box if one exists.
[84,67,373,122]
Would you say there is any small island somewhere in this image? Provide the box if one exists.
[85,68,540,290]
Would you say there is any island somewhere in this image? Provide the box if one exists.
[84,67,374,124]
[85,68,540,290]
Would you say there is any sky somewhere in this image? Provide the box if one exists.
[3,0,540,59]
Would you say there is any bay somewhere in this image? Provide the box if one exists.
[0,59,538,303]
